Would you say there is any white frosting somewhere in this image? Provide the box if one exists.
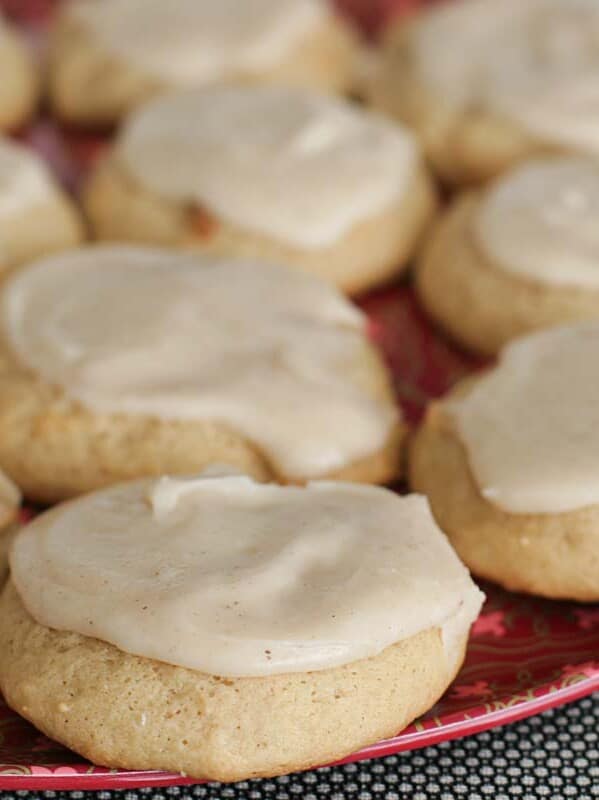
[116,86,418,249]
[0,138,56,221]
[474,157,599,289]
[69,0,328,85]
[10,473,484,676]
[409,0,599,154]
[449,323,599,513]
[1,246,397,479]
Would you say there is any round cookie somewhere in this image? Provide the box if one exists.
[0,245,404,503]
[0,138,84,272]
[410,323,599,601]
[84,85,436,295]
[369,0,599,185]
[0,13,39,131]
[48,0,359,126]
[0,475,483,780]
[416,156,599,355]
[0,469,20,583]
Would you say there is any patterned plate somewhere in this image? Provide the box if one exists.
[0,0,597,790]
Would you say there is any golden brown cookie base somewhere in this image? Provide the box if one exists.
[83,157,436,295]
[410,388,599,602]
[0,333,404,503]
[415,193,599,356]
[0,25,39,131]
[49,11,359,126]
[0,580,466,781]
[367,17,559,186]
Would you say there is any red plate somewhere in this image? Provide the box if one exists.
[0,0,597,790]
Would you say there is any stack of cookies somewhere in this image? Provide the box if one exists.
[0,0,595,783]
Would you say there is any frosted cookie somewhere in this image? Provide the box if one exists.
[0,245,403,503]
[0,473,483,780]
[0,470,20,584]
[410,323,599,601]
[0,13,39,131]
[369,0,599,185]
[48,0,358,125]
[84,85,436,294]
[416,156,599,355]
[0,138,84,272]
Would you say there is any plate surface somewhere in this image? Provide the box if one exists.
[0,0,597,790]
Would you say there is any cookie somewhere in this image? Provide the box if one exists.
[84,85,436,295]
[0,245,404,503]
[0,469,20,583]
[0,138,84,272]
[48,0,359,125]
[368,0,599,185]
[0,475,483,780]
[0,13,39,131]
[416,156,599,355]
[410,323,599,601]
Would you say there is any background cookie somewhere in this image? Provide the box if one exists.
[0,468,21,584]
[0,138,84,271]
[49,0,359,125]
[0,247,404,502]
[410,325,599,601]
[0,13,39,131]
[368,0,599,185]
[415,157,599,355]
[84,86,436,294]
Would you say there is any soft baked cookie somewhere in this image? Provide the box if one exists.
[0,469,20,583]
[0,474,483,780]
[416,156,599,355]
[369,0,599,185]
[48,0,359,125]
[84,85,436,294]
[410,323,599,601]
[0,12,39,131]
[0,138,84,271]
[0,245,404,503]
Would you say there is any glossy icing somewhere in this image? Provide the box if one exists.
[409,0,599,154]
[2,246,397,478]
[116,85,418,248]
[70,0,328,85]
[11,473,484,676]
[449,323,599,513]
[474,158,599,289]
